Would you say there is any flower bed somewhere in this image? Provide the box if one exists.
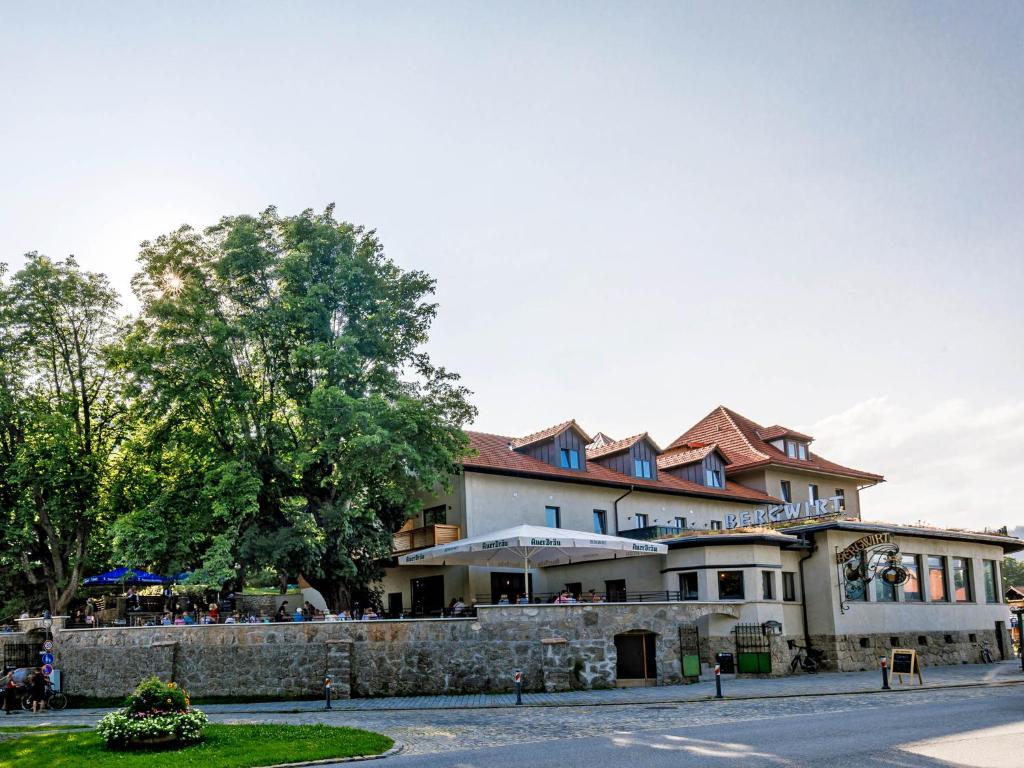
[96,677,207,750]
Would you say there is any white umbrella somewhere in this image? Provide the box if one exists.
[397,524,668,601]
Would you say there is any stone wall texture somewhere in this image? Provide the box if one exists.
[6,603,1003,699]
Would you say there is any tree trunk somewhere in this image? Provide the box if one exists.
[301,573,352,613]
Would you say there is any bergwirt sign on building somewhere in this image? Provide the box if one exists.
[724,496,844,529]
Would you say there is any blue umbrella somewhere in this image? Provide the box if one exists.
[82,567,171,586]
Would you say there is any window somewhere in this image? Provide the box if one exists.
[780,481,792,502]
[674,517,686,529]
[786,442,797,458]
[634,459,652,478]
[605,579,626,602]
[545,506,561,528]
[634,513,649,529]
[592,509,607,535]
[875,576,896,602]
[762,571,775,600]
[983,560,999,603]
[952,558,973,602]
[718,570,745,600]
[705,468,723,487]
[797,443,807,460]
[679,572,698,600]
[423,504,446,526]
[808,484,819,502]
[901,555,922,601]
[559,449,580,469]
[782,572,796,601]
[565,582,582,599]
[928,556,948,602]
[835,489,846,512]
[709,520,723,530]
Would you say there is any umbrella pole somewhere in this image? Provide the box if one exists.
[524,554,530,603]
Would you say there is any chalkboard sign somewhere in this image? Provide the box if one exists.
[889,648,923,685]
[891,650,915,674]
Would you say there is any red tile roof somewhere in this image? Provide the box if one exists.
[585,432,662,460]
[464,430,780,504]
[509,419,591,450]
[657,443,724,470]
[668,406,884,483]
[756,425,813,442]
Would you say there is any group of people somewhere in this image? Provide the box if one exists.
[1,667,49,714]
[496,589,606,605]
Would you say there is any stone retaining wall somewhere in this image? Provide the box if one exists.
[47,602,739,698]
[810,628,1011,672]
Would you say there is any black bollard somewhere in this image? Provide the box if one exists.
[714,664,723,699]
[880,657,890,690]
[514,670,523,705]
[324,676,332,710]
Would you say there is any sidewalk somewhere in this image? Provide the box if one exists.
[174,660,1024,713]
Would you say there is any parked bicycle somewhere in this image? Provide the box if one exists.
[978,640,994,664]
[789,643,824,674]
[20,680,66,711]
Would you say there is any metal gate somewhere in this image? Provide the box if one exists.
[3,642,41,671]
[733,623,772,674]
[678,624,702,679]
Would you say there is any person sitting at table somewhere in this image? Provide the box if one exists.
[173,613,186,625]
[182,612,195,625]
[293,607,304,622]
[125,587,141,612]
[498,593,510,605]
[554,590,572,604]
[207,603,219,622]
[160,612,173,625]
[363,607,379,620]
[452,597,466,615]
[516,594,529,605]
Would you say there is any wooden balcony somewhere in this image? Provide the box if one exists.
[392,523,461,555]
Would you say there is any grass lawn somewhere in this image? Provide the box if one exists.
[0,724,90,733]
[0,723,394,768]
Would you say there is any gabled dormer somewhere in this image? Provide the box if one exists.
[585,432,662,480]
[510,419,592,471]
[657,442,729,487]
[757,425,813,461]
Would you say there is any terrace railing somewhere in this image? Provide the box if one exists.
[392,523,461,556]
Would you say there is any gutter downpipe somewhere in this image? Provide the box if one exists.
[612,486,635,536]
[798,532,817,650]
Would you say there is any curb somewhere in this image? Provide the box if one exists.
[204,677,1024,714]
[260,742,404,767]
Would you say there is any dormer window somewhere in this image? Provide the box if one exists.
[705,468,723,488]
[634,459,652,478]
[785,441,808,460]
[560,448,580,469]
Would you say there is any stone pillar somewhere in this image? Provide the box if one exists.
[326,640,352,699]
[540,637,571,692]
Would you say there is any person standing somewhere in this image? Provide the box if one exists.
[29,667,46,713]
[1,671,19,715]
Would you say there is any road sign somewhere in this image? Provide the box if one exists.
[42,641,53,652]
[42,664,53,676]
[40,652,54,665]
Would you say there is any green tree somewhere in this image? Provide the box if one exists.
[0,254,122,614]
[1003,556,1024,590]
[115,206,474,608]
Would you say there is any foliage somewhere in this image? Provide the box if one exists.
[0,723,393,768]
[96,677,205,749]
[111,206,475,607]
[0,254,123,614]
[1003,556,1024,589]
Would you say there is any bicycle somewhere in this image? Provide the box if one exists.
[979,641,994,664]
[789,643,824,674]
[21,682,67,712]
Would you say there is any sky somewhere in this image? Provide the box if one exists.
[1,2,1022,532]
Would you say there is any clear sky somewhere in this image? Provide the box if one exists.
[2,2,1022,531]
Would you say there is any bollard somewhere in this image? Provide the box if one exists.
[324,676,332,710]
[514,670,523,706]
[880,657,890,690]
[714,663,723,699]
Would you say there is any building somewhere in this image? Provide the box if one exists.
[382,405,1022,675]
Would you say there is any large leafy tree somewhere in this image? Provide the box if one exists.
[0,255,122,614]
[115,206,474,608]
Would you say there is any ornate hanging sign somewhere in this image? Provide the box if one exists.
[835,534,909,613]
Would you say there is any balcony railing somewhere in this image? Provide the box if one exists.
[392,523,461,555]
[618,525,685,541]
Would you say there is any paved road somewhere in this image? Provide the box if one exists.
[373,685,1024,767]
